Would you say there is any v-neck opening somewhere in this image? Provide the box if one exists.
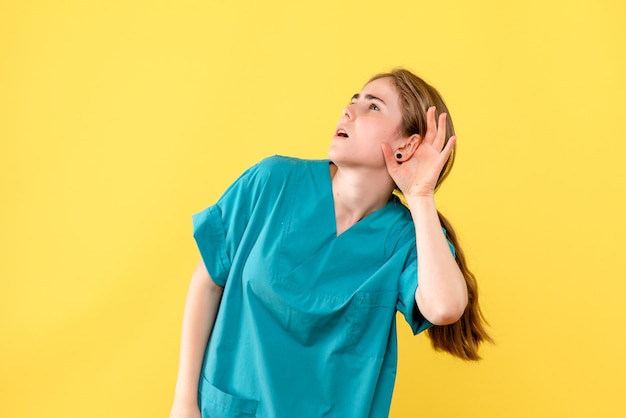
[323,161,393,238]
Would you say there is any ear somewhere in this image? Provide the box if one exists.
[394,134,421,163]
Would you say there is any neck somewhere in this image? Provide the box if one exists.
[329,163,395,235]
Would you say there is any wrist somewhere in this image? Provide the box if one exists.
[404,193,435,206]
[173,387,199,406]
[404,194,438,221]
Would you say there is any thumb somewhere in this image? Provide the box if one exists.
[380,142,397,171]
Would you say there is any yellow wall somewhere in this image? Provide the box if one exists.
[2,1,625,417]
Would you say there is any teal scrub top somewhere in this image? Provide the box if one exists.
[192,156,437,418]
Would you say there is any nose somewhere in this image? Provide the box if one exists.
[342,104,354,120]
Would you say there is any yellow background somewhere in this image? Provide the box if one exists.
[1,0,625,417]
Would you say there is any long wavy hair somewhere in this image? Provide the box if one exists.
[369,68,493,360]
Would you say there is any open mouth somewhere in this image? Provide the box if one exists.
[336,129,349,138]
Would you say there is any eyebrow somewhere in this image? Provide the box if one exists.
[351,93,386,105]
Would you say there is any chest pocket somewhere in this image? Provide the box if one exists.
[248,275,353,347]
[347,291,398,359]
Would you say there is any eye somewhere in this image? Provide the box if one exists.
[369,103,380,111]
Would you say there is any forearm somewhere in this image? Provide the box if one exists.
[406,194,468,325]
[172,261,224,406]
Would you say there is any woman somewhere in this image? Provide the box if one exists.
[170,68,491,418]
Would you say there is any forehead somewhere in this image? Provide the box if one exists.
[360,77,400,105]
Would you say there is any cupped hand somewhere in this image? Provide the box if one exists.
[382,107,456,197]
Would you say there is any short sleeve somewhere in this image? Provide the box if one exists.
[396,230,457,335]
[192,160,271,286]
[396,244,432,335]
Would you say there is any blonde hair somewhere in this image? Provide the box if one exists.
[370,68,493,360]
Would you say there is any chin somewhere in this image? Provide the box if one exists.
[327,148,342,163]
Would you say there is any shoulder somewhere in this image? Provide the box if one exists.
[250,155,324,183]
[384,196,417,257]
[255,155,319,172]
[231,155,324,196]
[387,196,414,233]
[253,155,299,174]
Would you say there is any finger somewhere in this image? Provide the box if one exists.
[433,112,447,150]
[423,106,437,144]
[439,135,456,161]
[380,142,399,171]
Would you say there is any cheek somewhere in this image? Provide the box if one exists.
[376,122,403,139]
[376,130,403,148]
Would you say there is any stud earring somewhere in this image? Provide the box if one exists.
[396,153,402,159]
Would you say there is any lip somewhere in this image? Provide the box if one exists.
[334,124,349,138]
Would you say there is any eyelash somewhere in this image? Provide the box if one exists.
[349,101,380,111]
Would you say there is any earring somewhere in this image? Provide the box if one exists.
[396,153,402,159]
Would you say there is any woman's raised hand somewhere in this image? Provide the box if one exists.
[382,106,456,198]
